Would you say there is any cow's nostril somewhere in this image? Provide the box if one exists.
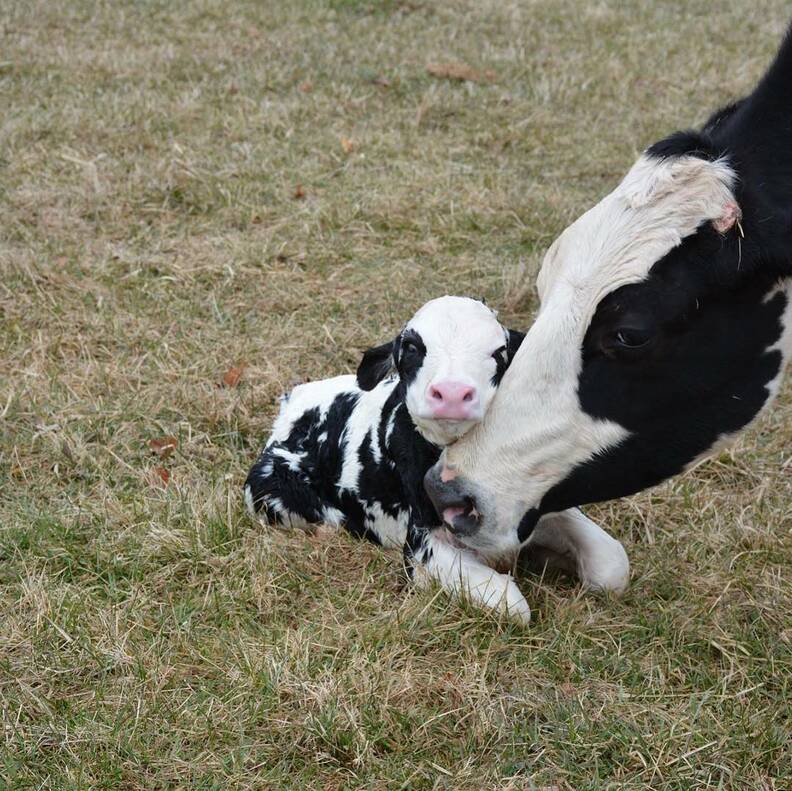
[429,386,443,402]
[424,465,480,535]
[444,495,480,534]
[463,391,473,402]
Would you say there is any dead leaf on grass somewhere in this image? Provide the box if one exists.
[371,75,391,88]
[293,184,306,200]
[149,436,178,458]
[298,80,313,93]
[148,466,170,487]
[340,136,356,154]
[222,363,247,388]
[426,62,496,84]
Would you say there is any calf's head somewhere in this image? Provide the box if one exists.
[425,29,792,556]
[356,295,523,446]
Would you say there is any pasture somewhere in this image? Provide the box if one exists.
[1,0,790,787]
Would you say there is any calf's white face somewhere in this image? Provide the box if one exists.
[356,295,523,447]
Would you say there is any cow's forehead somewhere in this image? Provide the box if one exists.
[536,154,738,308]
[408,296,504,346]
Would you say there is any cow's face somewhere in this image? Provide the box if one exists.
[424,144,792,557]
[357,296,523,447]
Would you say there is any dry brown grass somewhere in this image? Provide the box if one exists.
[1,0,790,787]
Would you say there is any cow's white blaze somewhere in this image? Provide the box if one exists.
[439,154,743,556]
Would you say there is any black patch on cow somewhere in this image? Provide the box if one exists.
[357,341,395,390]
[646,130,721,162]
[517,508,539,543]
[402,523,434,578]
[357,327,429,392]
[701,99,746,135]
[492,328,526,386]
[395,329,426,387]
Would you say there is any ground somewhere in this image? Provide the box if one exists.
[1,1,790,788]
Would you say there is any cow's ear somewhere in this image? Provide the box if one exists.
[356,340,395,390]
[506,328,525,361]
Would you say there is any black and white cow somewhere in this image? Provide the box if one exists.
[245,296,630,622]
[424,26,792,601]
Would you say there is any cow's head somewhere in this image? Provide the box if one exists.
[357,295,523,446]
[425,30,792,556]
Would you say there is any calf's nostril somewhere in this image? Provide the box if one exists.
[427,382,476,411]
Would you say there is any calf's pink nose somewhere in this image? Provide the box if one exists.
[427,381,477,419]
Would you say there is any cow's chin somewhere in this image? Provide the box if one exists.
[424,457,536,560]
[412,415,478,447]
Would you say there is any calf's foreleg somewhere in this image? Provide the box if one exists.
[405,525,532,624]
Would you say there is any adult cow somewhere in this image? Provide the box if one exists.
[424,26,792,586]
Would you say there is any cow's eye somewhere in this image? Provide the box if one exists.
[402,340,419,355]
[613,328,651,349]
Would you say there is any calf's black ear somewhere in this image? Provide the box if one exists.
[356,340,395,390]
[506,328,525,361]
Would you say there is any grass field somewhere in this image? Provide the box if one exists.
[1,1,791,787]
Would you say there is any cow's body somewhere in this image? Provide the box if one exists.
[244,372,436,548]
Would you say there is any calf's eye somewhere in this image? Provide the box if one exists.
[492,345,507,359]
[402,340,419,354]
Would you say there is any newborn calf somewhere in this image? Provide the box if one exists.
[244,296,522,547]
[245,296,629,622]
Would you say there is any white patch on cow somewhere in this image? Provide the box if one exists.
[243,484,256,517]
[336,379,399,495]
[367,424,383,465]
[253,459,274,479]
[526,509,630,594]
[270,447,305,472]
[268,375,358,446]
[363,502,410,548]
[536,154,737,326]
[412,528,531,623]
[259,496,309,531]
[384,409,397,447]
[322,506,345,527]
[441,154,740,559]
[762,277,792,401]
